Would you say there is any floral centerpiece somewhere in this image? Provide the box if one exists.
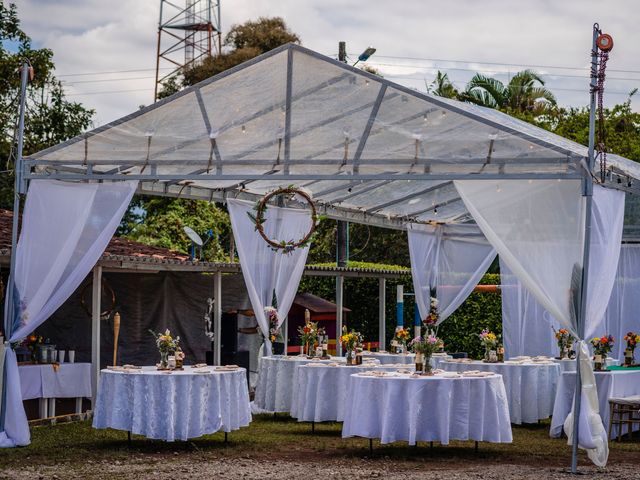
[623,331,640,366]
[410,334,444,375]
[298,320,324,357]
[394,327,411,353]
[264,306,282,343]
[340,326,363,364]
[479,329,500,362]
[553,327,575,359]
[422,294,439,333]
[150,329,180,369]
[590,335,614,370]
[22,334,43,363]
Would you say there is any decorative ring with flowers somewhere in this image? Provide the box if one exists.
[248,186,318,254]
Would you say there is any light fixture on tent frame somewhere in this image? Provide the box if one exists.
[183,226,214,261]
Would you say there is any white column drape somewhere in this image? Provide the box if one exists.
[500,259,559,358]
[227,199,312,356]
[1,180,137,447]
[602,245,640,359]
[455,179,624,467]
[407,223,496,324]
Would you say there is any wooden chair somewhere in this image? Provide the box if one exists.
[608,396,640,441]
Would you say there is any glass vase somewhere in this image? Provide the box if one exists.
[423,354,433,375]
[159,350,169,369]
[483,346,490,362]
[346,350,354,365]
[415,352,423,374]
[624,348,635,366]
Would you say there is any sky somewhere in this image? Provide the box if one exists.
[16,0,640,127]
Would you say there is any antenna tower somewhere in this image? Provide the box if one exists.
[154,0,221,100]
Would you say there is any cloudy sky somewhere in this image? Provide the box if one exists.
[17,0,640,126]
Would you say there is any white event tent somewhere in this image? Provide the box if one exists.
[1,44,639,468]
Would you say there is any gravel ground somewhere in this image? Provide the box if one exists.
[3,456,640,480]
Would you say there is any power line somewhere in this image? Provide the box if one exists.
[350,53,640,75]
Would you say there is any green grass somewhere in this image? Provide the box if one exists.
[1,415,639,472]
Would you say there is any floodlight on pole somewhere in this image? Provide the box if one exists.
[352,46,376,66]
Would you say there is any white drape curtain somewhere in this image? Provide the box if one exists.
[500,259,559,358]
[407,223,496,324]
[602,245,640,359]
[0,180,137,448]
[227,199,312,356]
[455,180,624,467]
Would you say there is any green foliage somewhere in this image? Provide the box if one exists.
[123,197,231,262]
[182,17,300,87]
[0,2,94,209]
[437,274,502,359]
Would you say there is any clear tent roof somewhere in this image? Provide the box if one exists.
[27,44,640,230]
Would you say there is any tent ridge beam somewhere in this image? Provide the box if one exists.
[353,84,387,173]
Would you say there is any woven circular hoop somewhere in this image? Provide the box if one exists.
[254,187,317,252]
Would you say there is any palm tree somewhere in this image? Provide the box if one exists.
[461,69,556,115]
[427,71,459,100]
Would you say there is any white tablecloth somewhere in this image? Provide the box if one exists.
[342,372,512,445]
[550,369,640,438]
[441,360,560,424]
[362,352,452,368]
[254,355,345,413]
[19,363,92,400]
[291,363,404,423]
[93,366,251,441]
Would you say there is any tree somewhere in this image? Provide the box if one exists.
[182,17,300,87]
[459,69,556,116]
[427,71,459,99]
[0,2,94,208]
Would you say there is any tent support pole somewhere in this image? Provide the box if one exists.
[0,61,29,431]
[336,275,344,356]
[214,271,222,365]
[91,265,102,409]
[571,23,600,474]
[378,278,386,351]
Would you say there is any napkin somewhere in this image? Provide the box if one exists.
[192,363,208,368]
[437,372,460,378]
[462,371,493,377]
[123,364,141,369]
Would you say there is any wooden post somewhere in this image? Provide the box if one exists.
[112,312,121,366]
[91,266,102,409]
[378,278,386,351]
[214,271,222,365]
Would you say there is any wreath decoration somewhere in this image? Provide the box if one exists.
[81,279,117,320]
[247,186,318,254]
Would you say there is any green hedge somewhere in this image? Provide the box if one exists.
[298,272,502,360]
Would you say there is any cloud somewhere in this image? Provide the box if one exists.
[16,0,640,126]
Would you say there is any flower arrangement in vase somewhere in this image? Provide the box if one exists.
[553,327,575,359]
[149,329,180,369]
[479,329,500,362]
[590,335,614,370]
[340,326,363,365]
[394,327,411,353]
[410,333,444,375]
[298,320,324,357]
[264,306,282,343]
[423,294,439,332]
[22,334,43,363]
[623,331,640,366]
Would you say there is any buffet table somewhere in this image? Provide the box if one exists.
[441,360,560,424]
[19,362,92,418]
[93,366,250,441]
[291,363,404,423]
[342,371,512,445]
[254,355,345,413]
[550,369,640,439]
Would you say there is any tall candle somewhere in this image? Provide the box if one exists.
[304,308,310,322]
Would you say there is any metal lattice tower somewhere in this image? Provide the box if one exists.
[154,0,222,101]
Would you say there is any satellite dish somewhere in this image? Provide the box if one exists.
[183,226,203,246]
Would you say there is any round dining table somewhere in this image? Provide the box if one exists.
[291,362,404,423]
[342,370,512,445]
[93,365,251,441]
[440,359,560,424]
[254,355,345,413]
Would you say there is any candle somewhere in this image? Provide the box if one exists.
[304,308,310,322]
